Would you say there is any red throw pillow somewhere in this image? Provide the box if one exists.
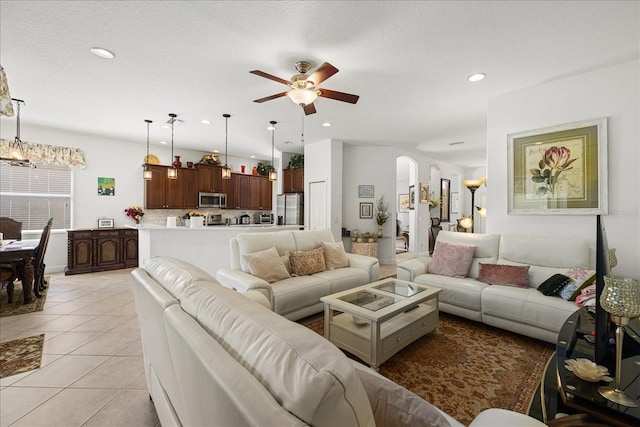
[427,241,476,278]
[477,263,530,288]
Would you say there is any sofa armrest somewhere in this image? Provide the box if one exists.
[216,268,274,305]
[346,253,380,282]
[397,257,430,281]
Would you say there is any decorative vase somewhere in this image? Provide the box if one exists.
[173,156,182,167]
[252,166,258,176]
[377,226,383,237]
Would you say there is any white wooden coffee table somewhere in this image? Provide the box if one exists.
[321,277,441,370]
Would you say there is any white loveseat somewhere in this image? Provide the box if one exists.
[216,228,380,321]
[398,231,589,343]
[131,256,546,427]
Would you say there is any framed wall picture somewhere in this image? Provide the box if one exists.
[408,185,415,210]
[359,202,373,219]
[508,117,608,215]
[450,192,459,214]
[98,218,114,229]
[440,178,450,222]
[97,177,115,196]
[358,185,374,198]
[419,183,430,204]
[398,194,410,213]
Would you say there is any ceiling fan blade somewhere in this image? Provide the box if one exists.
[308,62,339,86]
[249,70,290,86]
[317,88,360,104]
[253,92,287,103]
[303,103,316,115]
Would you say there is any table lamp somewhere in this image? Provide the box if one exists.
[598,275,640,407]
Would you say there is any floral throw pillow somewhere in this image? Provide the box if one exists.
[290,247,327,276]
[557,267,596,301]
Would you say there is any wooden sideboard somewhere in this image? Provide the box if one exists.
[66,228,138,275]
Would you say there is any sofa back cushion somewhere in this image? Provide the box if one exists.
[434,231,500,278]
[180,282,375,427]
[236,231,297,272]
[293,228,335,251]
[144,256,217,299]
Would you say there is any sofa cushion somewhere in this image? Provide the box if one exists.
[322,241,349,269]
[144,256,217,299]
[351,360,452,427]
[290,247,327,276]
[436,231,500,259]
[477,263,529,288]
[538,274,571,296]
[428,241,476,278]
[237,231,297,273]
[292,228,335,251]
[561,267,596,300]
[499,234,589,269]
[179,283,374,427]
[314,267,370,294]
[243,247,291,283]
[414,274,488,312]
[272,275,332,315]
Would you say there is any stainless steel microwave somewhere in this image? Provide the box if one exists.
[198,192,227,208]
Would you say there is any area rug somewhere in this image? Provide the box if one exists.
[0,278,49,318]
[0,334,45,378]
[300,312,554,426]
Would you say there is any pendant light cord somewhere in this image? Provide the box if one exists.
[145,119,152,162]
[223,113,230,167]
[270,120,276,167]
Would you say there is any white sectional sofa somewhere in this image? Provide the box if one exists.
[131,256,545,427]
[397,231,590,343]
[216,228,380,321]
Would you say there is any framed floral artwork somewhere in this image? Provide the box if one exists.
[508,118,608,215]
[398,194,409,213]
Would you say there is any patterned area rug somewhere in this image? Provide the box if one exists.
[0,334,45,378]
[300,312,554,426]
[0,278,49,318]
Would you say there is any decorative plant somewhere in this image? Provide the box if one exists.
[375,195,389,226]
[124,205,144,223]
[287,153,304,169]
[257,161,275,176]
[199,153,220,165]
[530,146,577,197]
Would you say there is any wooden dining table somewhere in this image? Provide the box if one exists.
[0,239,40,304]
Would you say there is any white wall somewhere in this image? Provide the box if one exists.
[486,60,639,279]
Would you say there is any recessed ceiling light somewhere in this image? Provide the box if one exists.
[159,141,167,145]
[322,122,332,127]
[468,73,486,82]
[250,155,256,159]
[90,47,115,59]
[213,149,220,153]
[162,124,171,129]
[201,119,211,125]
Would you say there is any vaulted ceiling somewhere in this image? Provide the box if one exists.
[1,1,638,168]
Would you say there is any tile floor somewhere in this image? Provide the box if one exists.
[0,269,159,427]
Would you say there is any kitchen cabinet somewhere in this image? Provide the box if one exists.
[259,177,273,210]
[66,228,138,275]
[227,174,272,210]
[144,164,195,209]
[283,167,304,193]
[195,164,225,193]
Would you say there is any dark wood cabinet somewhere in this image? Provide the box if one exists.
[196,164,225,193]
[259,177,273,210]
[145,165,198,209]
[283,167,304,193]
[182,168,199,209]
[66,228,138,275]
[229,174,272,209]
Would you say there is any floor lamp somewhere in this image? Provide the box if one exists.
[461,177,485,233]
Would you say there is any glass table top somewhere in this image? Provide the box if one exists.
[373,280,426,297]
[338,290,399,311]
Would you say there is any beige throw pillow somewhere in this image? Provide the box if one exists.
[290,247,327,276]
[321,241,349,269]
[243,247,291,283]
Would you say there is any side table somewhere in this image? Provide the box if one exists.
[351,241,378,258]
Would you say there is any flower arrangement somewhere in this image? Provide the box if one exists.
[530,146,577,197]
[375,195,390,226]
[124,205,144,223]
[184,211,203,218]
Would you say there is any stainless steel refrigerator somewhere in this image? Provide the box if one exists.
[276,193,304,225]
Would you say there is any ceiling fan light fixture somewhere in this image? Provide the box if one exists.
[287,88,317,106]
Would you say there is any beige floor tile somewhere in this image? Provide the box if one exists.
[69,315,134,333]
[40,301,92,315]
[70,330,139,356]
[126,372,148,390]
[0,313,62,331]
[11,388,119,427]
[12,354,109,388]
[42,331,103,355]
[0,386,63,426]
[83,389,158,427]
[116,338,143,356]
[71,356,144,389]
[35,314,96,332]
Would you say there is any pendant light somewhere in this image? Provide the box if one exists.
[0,98,33,167]
[221,113,231,179]
[143,119,153,180]
[269,120,277,182]
[167,113,178,179]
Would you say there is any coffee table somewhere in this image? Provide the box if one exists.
[321,277,441,370]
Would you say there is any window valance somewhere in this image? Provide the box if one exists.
[0,138,86,168]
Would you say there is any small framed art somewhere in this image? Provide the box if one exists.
[98,218,114,229]
[408,185,415,210]
[398,194,409,213]
[358,185,374,198]
[359,202,373,219]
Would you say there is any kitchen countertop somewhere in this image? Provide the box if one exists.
[129,224,300,230]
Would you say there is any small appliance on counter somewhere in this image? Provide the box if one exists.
[255,212,273,224]
[240,214,251,224]
[206,213,224,226]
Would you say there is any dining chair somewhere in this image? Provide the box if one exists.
[0,217,22,240]
[32,218,54,297]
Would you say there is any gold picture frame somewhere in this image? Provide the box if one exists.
[507,117,608,215]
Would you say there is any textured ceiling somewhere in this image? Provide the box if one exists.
[1,1,638,168]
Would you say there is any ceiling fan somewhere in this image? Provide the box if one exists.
[250,61,359,115]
